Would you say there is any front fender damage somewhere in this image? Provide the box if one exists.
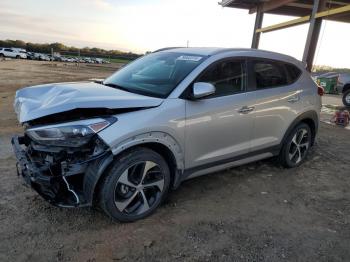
[110,131,185,189]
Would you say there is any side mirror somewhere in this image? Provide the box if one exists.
[192,82,215,99]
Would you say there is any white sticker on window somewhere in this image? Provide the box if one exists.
[177,55,202,62]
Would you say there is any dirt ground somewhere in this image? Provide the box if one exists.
[0,60,349,262]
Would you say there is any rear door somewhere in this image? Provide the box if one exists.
[184,58,255,169]
[249,59,302,151]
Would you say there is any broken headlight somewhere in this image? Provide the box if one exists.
[26,117,116,147]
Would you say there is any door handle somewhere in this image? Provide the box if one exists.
[238,106,255,114]
[287,95,300,103]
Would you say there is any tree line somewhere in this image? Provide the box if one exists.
[0,39,141,60]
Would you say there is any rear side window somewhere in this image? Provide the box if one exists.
[285,63,302,84]
[197,60,245,97]
[253,61,288,89]
[4,48,13,52]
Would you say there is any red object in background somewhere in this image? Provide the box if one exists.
[317,85,324,96]
[331,110,350,126]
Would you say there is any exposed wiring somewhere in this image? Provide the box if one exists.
[62,176,80,205]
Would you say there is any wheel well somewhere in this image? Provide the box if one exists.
[343,84,350,93]
[137,142,178,187]
[300,118,316,145]
[92,143,178,204]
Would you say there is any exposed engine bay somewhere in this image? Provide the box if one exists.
[11,114,120,207]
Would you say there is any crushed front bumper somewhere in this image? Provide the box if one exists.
[11,135,90,207]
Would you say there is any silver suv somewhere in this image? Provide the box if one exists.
[12,48,322,222]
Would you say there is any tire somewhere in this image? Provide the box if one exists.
[279,123,312,168]
[99,147,171,222]
[342,89,350,107]
[16,55,20,59]
[0,53,4,57]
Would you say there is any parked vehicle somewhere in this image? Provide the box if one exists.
[12,47,321,222]
[336,73,350,107]
[0,47,27,59]
[95,58,104,64]
[33,53,50,61]
[26,52,36,60]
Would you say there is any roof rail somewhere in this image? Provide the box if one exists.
[153,47,184,53]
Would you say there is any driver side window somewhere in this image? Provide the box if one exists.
[197,59,245,98]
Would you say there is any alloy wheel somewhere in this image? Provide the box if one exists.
[345,93,350,104]
[114,161,165,216]
[288,128,309,164]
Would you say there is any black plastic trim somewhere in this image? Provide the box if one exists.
[182,145,281,180]
[83,152,114,204]
[281,110,319,146]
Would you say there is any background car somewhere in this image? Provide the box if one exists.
[34,53,50,61]
[336,73,350,106]
[0,47,27,59]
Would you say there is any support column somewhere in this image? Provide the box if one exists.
[251,4,264,49]
[302,0,326,71]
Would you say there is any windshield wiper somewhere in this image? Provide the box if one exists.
[103,82,131,92]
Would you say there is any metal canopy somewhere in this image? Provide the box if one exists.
[219,0,350,71]
[220,0,350,22]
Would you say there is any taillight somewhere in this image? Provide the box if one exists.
[317,85,324,96]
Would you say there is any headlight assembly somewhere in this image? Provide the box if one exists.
[26,117,116,147]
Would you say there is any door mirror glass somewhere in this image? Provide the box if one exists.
[192,82,215,99]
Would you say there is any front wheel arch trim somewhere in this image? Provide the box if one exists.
[342,84,350,93]
[83,132,184,206]
[110,132,184,172]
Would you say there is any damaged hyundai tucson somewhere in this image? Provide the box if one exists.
[12,47,321,222]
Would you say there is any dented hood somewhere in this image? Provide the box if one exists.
[14,82,163,123]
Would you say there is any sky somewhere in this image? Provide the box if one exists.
[0,0,349,67]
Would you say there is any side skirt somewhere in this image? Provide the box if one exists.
[181,145,280,182]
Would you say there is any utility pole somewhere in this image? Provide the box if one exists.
[186,40,189,48]
[51,48,53,66]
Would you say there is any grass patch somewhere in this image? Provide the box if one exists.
[108,58,133,64]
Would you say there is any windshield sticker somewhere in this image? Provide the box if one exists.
[177,55,202,62]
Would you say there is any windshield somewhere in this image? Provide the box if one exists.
[104,52,206,98]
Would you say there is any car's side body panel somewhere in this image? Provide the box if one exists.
[99,48,319,177]
[98,99,186,171]
[184,92,255,169]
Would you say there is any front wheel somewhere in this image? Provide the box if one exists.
[342,89,350,107]
[279,123,312,168]
[99,148,171,222]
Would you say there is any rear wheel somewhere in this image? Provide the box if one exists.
[0,53,4,57]
[342,89,350,107]
[99,148,170,222]
[16,55,20,59]
[279,123,312,168]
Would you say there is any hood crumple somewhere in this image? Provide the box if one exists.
[14,82,163,123]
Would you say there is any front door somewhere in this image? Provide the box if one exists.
[184,58,255,170]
